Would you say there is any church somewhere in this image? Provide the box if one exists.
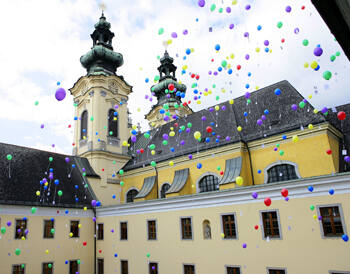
[1,10,350,274]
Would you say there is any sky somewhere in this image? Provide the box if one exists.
[0,0,349,155]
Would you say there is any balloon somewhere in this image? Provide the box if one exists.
[242,243,247,248]
[285,6,291,12]
[337,111,346,120]
[198,0,205,7]
[15,248,21,256]
[342,234,349,242]
[326,149,332,155]
[281,188,288,197]
[58,190,63,196]
[237,126,242,132]
[119,169,124,175]
[6,154,12,161]
[310,205,315,211]
[277,21,283,28]
[257,119,263,126]
[194,131,201,140]
[210,4,216,11]
[171,32,177,38]
[292,135,299,143]
[314,47,323,57]
[151,161,156,167]
[169,161,174,166]
[149,144,155,150]
[254,225,259,230]
[308,186,314,192]
[310,61,318,69]
[236,176,243,186]
[206,126,212,133]
[197,163,202,169]
[264,198,271,206]
[55,88,66,101]
[147,253,151,258]
[158,28,164,35]
[274,88,281,95]
[215,44,220,51]
[245,4,251,10]
[1,227,6,234]
[299,101,306,108]
[344,156,350,163]
[329,189,334,195]
[323,71,332,80]
[31,207,37,214]
[50,228,55,234]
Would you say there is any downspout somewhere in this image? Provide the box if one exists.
[154,166,159,198]
[242,140,255,186]
[93,207,97,274]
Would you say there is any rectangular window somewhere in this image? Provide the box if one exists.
[319,206,345,237]
[70,221,80,238]
[184,264,195,274]
[262,211,281,238]
[222,214,237,239]
[121,260,128,274]
[149,262,158,274]
[43,220,54,239]
[97,258,104,274]
[69,260,79,274]
[12,264,25,274]
[226,266,241,274]
[268,269,286,274]
[97,223,104,240]
[15,219,27,239]
[181,218,192,240]
[120,222,128,240]
[148,220,157,240]
[42,262,53,274]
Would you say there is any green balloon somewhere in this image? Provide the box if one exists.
[277,21,283,28]
[48,264,52,269]
[6,154,12,161]
[165,112,170,117]
[49,157,53,162]
[90,116,94,121]
[216,95,220,101]
[120,181,125,187]
[191,83,197,88]
[302,39,309,46]
[119,169,124,175]
[154,75,160,82]
[310,205,315,211]
[187,123,192,128]
[50,228,55,234]
[1,227,6,234]
[180,125,185,131]
[162,140,168,146]
[323,71,332,80]
[150,161,156,167]
[335,51,340,57]
[218,7,223,13]
[57,190,63,197]
[109,131,113,136]
[279,150,284,156]
[31,207,37,214]
[174,103,179,109]
[247,99,252,104]
[299,101,306,108]
[146,252,151,258]
[15,248,21,256]
[221,60,227,68]
[83,172,86,177]
[149,144,155,150]
[144,133,150,139]
[35,101,39,106]
[217,166,221,171]
[210,4,216,11]
[330,55,336,62]
[163,103,169,110]
[77,260,81,265]
[158,28,164,35]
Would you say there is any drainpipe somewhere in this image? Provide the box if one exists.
[242,140,255,185]
[154,166,159,198]
[93,207,97,274]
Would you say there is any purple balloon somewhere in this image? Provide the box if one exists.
[201,116,206,121]
[92,217,96,222]
[285,197,289,201]
[180,140,185,145]
[244,32,249,37]
[294,27,300,34]
[257,119,263,125]
[111,229,114,233]
[321,107,328,113]
[313,47,323,57]
[188,154,193,160]
[274,147,278,151]
[318,216,323,221]
[252,192,258,199]
[91,200,97,207]
[40,124,44,129]
[285,6,292,12]
[198,0,205,7]
[245,4,251,10]
[264,40,269,46]
[213,71,218,76]
[344,156,350,163]
[65,157,70,163]
[6,221,11,227]
[222,105,226,111]
[131,135,137,143]
[225,136,231,141]
[136,149,140,154]
[242,243,247,248]
[208,71,212,75]
[209,107,214,112]
[55,88,66,101]
[261,115,266,121]
[245,54,250,60]
[291,104,298,111]
[185,128,191,133]
[229,24,234,29]
[163,134,169,140]
[183,29,188,35]
[164,116,170,121]
[226,7,231,13]
[245,92,250,99]
[171,32,177,38]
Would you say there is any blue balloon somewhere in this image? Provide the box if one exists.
[248,72,252,77]
[54,179,59,185]
[145,78,149,83]
[218,67,222,72]
[257,25,262,31]
[314,65,320,71]
[274,88,281,95]
[329,189,334,195]
[170,147,175,152]
[245,84,250,89]
[160,109,165,114]
[257,169,262,174]
[308,186,314,192]
[215,44,221,51]
[205,137,210,143]
[112,195,116,199]
[342,234,349,242]
[264,109,269,115]
[228,68,233,74]
[197,163,202,169]
[185,48,191,55]
[193,89,198,94]
[244,112,248,117]
[282,135,287,140]
[265,47,269,52]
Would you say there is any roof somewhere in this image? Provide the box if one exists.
[312,0,350,61]
[0,142,98,208]
[125,80,326,171]
[166,168,189,194]
[219,157,242,185]
[135,176,156,198]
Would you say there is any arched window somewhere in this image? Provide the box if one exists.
[267,164,298,183]
[126,189,139,203]
[80,110,88,140]
[198,175,219,193]
[160,183,171,199]
[108,109,118,138]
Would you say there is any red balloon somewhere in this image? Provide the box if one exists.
[140,148,144,154]
[99,249,102,253]
[326,149,332,155]
[281,38,285,43]
[83,242,87,246]
[174,123,178,127]
[195,75,200,80]
[281,188,288,197]
[254,225,259,230]
[301,5,305,10]
[191,73,195,78]
[206,126,212,133]
[237,64,241,70]
[168,83,175,91]
[264,198,271,206]
[337,111,346,121]
[220,171,224,175]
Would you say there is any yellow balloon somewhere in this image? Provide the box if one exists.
[151,150,156,155]
[169,161,174,166]
[83,207,87,211]
[78,224,82,228]
[229,99,234,104]
[151,122,156,127]
[190,48,194,52]
[292,135,299,143]
[304,62,309,68]
[236,176,244,186]
[215,105,220,111]
[255,86,259,90]
[313,214,317,220]
[132,125,137,130]
[69,232,73,237]
[197,100,201,105]
[208,90,212,94]
[44,182,48,186]
[255,47,260,53]
[221,233,225,238]
[308,95,312,99]
[21,236,25,240]
[167,39,172,45]
[313,109,319,114]
[221,89,226,93]
[36,191,40,196]
[308,124,313,130]
[113,117,117,121]
[232,0,237,5]
[45,249,49,254]
[169,131,175,137]
[194,131,201,140]
[237,126,242,132]
[310,61,318,69]
[170,127,174,130]
[230,53,235,59]
[204,92,208,96]
[122,141,128,146]
[137,108,141,112]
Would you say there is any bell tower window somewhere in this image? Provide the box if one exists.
[108,109,118,138]
[80,111,88,140]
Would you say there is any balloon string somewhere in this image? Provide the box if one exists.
[8,161,11,179]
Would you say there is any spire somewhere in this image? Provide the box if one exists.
[80,13,123,76]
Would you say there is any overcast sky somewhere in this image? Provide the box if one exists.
[0,0,349,155]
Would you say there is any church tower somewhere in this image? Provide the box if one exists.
[69,13,131,205]
[146,50,193,128]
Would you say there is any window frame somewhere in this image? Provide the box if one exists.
[263,161,300,184]
[183,263,196,274]
[180,217,193,240]
[97,223,104,240]
[120,260,128,274]
[14,219,27,240]
[97,258,104,274]
[147,219,157,241]
[80,110,88,140]
[221,213,238,240]
[159,182,171,199]
[120,221,128,241]
[125,188,139,203]
[317,204,347,238]
[68,260,79,274]
[266,267,287,274]
[260,209,282,240]
[149,261,159,274]
[198,174,220,193]
[42,262,54,274]
[12,264,25,274]
[43,219,55,239]
[225,265,241,274]
[70,220,80,238]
